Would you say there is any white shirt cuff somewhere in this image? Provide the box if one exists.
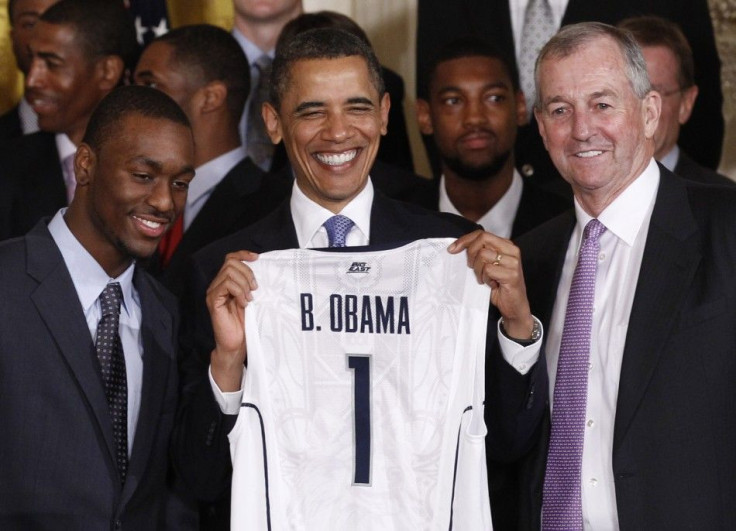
[497,317,542,375]
[208,365,245,415]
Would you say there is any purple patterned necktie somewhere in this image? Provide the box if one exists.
[323,215,354,247]
[542,219,606,530]
[95,282,128,484]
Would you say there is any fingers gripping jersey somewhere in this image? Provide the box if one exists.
[229,238,493,530]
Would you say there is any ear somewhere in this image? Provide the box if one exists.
[516,90,529,126]
[199,80,228,114]
[415,98,434,135]
[262,102,283,144]
[379,92,390,136]
[678,85,698,125]
[97,55,125,91]
[74,143,95,187]
[642,90,661,140]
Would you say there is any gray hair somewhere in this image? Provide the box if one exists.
[534,21,651,110]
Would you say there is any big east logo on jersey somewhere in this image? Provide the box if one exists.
[347,262,371,273]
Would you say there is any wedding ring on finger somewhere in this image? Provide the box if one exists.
[492,253,503,266]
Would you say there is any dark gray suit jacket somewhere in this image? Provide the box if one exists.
[0,221,180,530]
[514,166,736,530]
[172,190,547,530]
[674,150,735,187]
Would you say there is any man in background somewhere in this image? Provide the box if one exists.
[619,15,734,186]
[0,0,138,240]
[134,24,291,297]
[0,0,59,142]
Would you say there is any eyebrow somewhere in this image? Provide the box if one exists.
[35,50,63,62]
[294,97,375,114]
[437,81,510,95]
[131,156,196,177]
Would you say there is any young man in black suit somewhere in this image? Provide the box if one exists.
[513,22,736,529]
[0,0,138,241]
[134,24,292,297]
[416,38,571,241]
[173,28,546,530]
[0,86,195,530]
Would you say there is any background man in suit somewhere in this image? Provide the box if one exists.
[416,37,571,241]
[416,0,724,192]
[0,0,138,240]
[509,22,736,529]
[172,28,546,530]
[618,15,734,187]
[0,85,195,529]
[0,0,59,142]
[133,24,291,297]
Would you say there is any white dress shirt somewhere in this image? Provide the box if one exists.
[48,209,144,455]
[183,147,246,230]
[18,97,40,135]
[438,170,524,238]
[658,144,680,173]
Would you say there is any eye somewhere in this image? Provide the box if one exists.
[132,172,153,182]
[596,102,611,110]
[172,179,190,190]
[486,94,505,103]
[441,96,460,106]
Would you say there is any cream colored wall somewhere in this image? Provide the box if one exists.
[0,0,732,179]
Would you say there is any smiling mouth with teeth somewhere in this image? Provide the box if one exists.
[576,150,604,158]
[315,149,358,166]
[134,216,164,229]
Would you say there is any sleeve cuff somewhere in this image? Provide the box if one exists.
[208,365,245,415]
[497,316,543,375]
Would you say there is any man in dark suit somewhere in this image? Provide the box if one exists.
[0,0,60,142]
[0,86,195,529]
[619,16,734,187]
[173,28,546,530]
[416,0,724,192]
[0,0,138,241]
[509,23,736,529]
[133,24,292,297]
[416,37,571,242]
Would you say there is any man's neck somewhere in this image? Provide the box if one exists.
[443,164,514,222]
[194,121,242,168]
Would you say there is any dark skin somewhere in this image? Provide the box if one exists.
[65,113,195,278]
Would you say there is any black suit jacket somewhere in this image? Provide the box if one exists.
[0,131,67,240]
[0,221,180,530]
[513,166,736,529]
[172,191,546,529]
[0,104,22,143]
[674,150,735,187]
[417,0,724,185]
[147,157,292,297]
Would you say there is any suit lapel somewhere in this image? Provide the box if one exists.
[248,200,299,251]
[26,224,118,471]
[121,270,175,502]
[613,170,701,450]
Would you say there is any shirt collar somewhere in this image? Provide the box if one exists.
[290,178,374,248]
[574,158,660,247]
[55,133,76,162]
[48,209,137,317]
[438,170,523,238]
[187,147,246,208]
[231,28,274,64]
[658,144,680,173]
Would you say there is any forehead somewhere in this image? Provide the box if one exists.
[11,0,57,20]
[137,41,176,70]
[538,37,631,98]
[431,55,512,92]
[98,114,193,160]
[283,56,379,104]
[641,45,678,79]
[31,20,81,54]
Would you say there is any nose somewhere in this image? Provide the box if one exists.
[322,111,352,143]
[463,98,488,128]
[26,57,45,90]
[571,109,592,141]
[147,179,176,217]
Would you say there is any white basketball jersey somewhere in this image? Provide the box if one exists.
[229,238,493,530]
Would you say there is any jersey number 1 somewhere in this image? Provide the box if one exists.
[348,355,371,485]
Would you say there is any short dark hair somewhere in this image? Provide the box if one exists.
[83,85,190,151]
[618,15,695,90]
[425,37,520,93]
[276,11,373,55]
[150,24,251,121]
[40,0,139,75]
[270,27,385,110]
